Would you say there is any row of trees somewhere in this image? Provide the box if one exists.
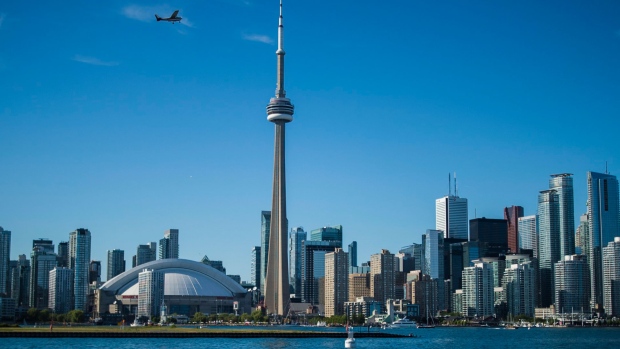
[23,308,85,323]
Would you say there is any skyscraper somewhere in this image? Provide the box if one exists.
[370,249,395,304]
[436,195,469,240]
[250,246,261,290]
[587,171,619,311]
[310,225,343,247]
[107,249,126,281]
[14,255,30,307]
[69,228,91,311]
[462,261,494,317]
[301,240,339,304]
[549,173,575,258]
[503,261,536,317]
[159,229,179,259]
[49,267,74,314]
[603,237,620,317]
[264,0,294,316]
[423,230,445,310]
[504,206,524,254]
[89,260,101,284]
[469,218,508,257]
[554,255,589,313]
[57,241,68,268]
[136,242,157,267]
[260,211,271,293]
[324,248,349,317]
[137,268,164,318]
[0,227,10,295]
[29,246,57,309]
[517,215,538,257]
[289,227,306,296]
[538,190,560,307]
[348,241,358,268]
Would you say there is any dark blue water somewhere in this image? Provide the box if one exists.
[4,326,620,349]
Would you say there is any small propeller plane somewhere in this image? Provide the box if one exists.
[155,10,182,24]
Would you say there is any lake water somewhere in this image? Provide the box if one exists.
[4,326,620,349]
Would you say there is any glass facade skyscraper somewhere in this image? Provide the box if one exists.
[260,210,271,292]
[0,227,11,296]
[107,249,125,281]
[436,196,469,240]
[518,215,538,257]
[69,228,91,311]
[538,190,560,307]
[289,227,306,296]
[159,229,179,259]
[549,173,575,258]
[310,225,343,247]
[587,171,620,311]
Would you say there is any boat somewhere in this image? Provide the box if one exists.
[391,318,417,328]
[345,326,356,349]
[130,318,145,327]
[417,323,436,329]
[315,321,327,327]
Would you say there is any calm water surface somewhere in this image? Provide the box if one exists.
[5,326,620,349]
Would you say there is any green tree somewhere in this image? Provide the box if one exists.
[192,312,207,323]
[38,309,50,322]
[26,308,39,322]
[67,310,85,323]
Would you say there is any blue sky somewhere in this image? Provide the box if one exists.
[1,1,619,282]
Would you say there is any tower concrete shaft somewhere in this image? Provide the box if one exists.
[264,0,293,316]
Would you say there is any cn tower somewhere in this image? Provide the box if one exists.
[264,0,293,316]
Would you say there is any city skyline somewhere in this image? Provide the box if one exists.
[1,1,619,282]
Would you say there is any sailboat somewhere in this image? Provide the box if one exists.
[417,301,435,329]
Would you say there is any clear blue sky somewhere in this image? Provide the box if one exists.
[1,1,619,282]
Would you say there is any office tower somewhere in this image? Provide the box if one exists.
[136,242,157,267]
[57,241,68,268]
[32,239,54,253]
[575,214,589,255]
[518,215,538,257]
[260,210,271,292]
[159,229,179,259]
[504,206,524,254]
[443,237,466,299]
[0,227,10,295]
[107,249,126,281]
[503,261,535,317]
[29,246,57,308]
[549,174,575,258]
[423,230,444,310]
[14,255,29,307]
[538,190,560,307]
[324,248,349,317]
[137,269,164,318]
[264,0,295,317]
[469,218,508,257]
[587,171,619,311]
[289,227,306,296]
[201,255,226,273]
[603,237,620,317]
[349,273,370,301]
[370,249,395,304]
[436,195,469,240]
[348,241,358,268]
[462,261,494,317]
[89,260,101,284]
[310,225,343,247]
[554,255,589,313]
[395,252,415,275]
[250,246,261,290]
[69,228,91,311]
[9,261,18,301]
[49,267,74,314]
[301,240,339,304]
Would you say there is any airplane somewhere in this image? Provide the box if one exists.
[155,10,182,24]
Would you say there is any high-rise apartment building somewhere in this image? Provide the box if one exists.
[436,195,469,240]
[250,246,261,290]
[462,261,494,317]
[57,241,68,268]
[137,269,164,318]
[310,225,343,247]
[503,261,535,317]
[69,228,91,311]
[349,273,370,301]
[13,255,29,307]
[409,272,439,319]
[554,255,589,313]
[289,227,306,296]
[575,214,589,255]
[29,245,57,309]
[159,229,179,259]
[107,249,126,281]
[301,240,339,304]
[136,242,157,267]
[538,190,560,307]
[603,237,620,317]
[89,260,101,284]
[587,171,619,311]
[518,215,538,257]
[49,267,74,314]
[370,249,395,304]
[324,248,349,317]
[549,174,575,258]
[0,227,10,295]
[504,206,524,254]
[260,210,271,292]
[348,241,358,268]
[32,239,54,254]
